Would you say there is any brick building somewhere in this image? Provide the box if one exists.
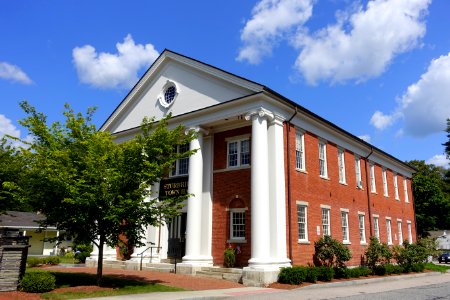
[95,50,416,285]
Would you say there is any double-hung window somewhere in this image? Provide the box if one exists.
[397,220,403,245]
[338,148,346,184]
[386,218,393,245]
[230,209,246,241]
[355,155,362,188]
[358,213,366,244]
[373,216,380,240]
[382,168,389,197]
[407,221,413,243]
[318,140,328,178]
[341,209,350,243]
[297,202,308,242]
[321,207,331,236]
[227,137,250,168]
[394,173,399,200]
[171,144,189,176]
[370,162,376,193]
[403,177,409,203]
[295,131,305,171]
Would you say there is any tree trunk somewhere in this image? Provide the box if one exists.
[96,234,105,286]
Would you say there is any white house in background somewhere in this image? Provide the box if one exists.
[0,211,71,256]
[436,231,450,250]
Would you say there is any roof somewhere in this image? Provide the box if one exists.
[0,211,54,229]
[101,49,416,174]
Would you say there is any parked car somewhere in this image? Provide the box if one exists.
[438,253,450,263]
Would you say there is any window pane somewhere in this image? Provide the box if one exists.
[240,139,250,165]
[228,142,238,167]
[322,208,330,236]
[297,205,307,240]
[341,212,348,241]
[232,211,245,239]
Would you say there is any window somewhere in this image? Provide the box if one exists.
[403,177,409,203]
[297,203,308,241]
[230,209,246,240]
[318,140,328,178]
[407,221,413,243]
[171,144,189,176]
[338,148,346,184]
[386,218,392,245]
[394,173,399,200]
[158,80,179,108]
[355,155,362,188]
[397,220,403,245]
[321,207,330,236]
[227,138,250,168]
[358,213,366,243]
[374,216,380,239]
[341,210,350,243]
[382,168,389,197]
[295,131,305,171]
[370,162,376,193]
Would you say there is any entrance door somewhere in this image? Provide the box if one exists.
[167,213,187,258]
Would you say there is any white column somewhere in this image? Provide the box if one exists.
[246,110,271,267]
[268,116,290,266]
[182,127,212,265]
[200,135,213,258]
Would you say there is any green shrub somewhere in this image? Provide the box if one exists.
[223,248,236,268]
[20,271,56,293]
[64,251,75,259]
[383,264,403,275]
[316,266,334,281]
[278,266,308,285]
[355,266,371,277]
[365,237,392,269]
[347,267,361,278]
[314,235,352,267]
[27,257,43,268]
[306,266,318,283]
[44,256,60,265]
[373,265,386,276]
[411,263,425,273]
[73,242,93,263]
[394,241,428,272]
[333,267,349,279]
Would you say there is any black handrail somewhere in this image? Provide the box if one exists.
[138,243,162,271]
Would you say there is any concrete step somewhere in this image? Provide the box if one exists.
[196,269,243,283]
[142,262,175,273]
[201,267,243,274]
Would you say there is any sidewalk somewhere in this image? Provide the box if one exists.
[82,271,450,300]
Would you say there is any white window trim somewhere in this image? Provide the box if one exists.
[407,220,413,243]
[296,201,309,243]
[226,135,251,169]
[394,173,399,200]
[318,139,328,179]
[340,209,350,244]
[355,155,362,189]
[382,168,389,197]
[370,162,376,193]
[373,216,380,240]
[358,213,367,244]
[338,147,346,184]
[229,208,247,242]
[403,177,409,203]
[321,206,331,237]
[386,218,393,245]
[158,80,179,108]
[295,130,306,172]
[170,144,189,177]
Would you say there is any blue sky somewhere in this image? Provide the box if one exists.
[1,0,449,167]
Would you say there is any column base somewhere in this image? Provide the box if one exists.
[177,255,213,275]
[243,258,291,287]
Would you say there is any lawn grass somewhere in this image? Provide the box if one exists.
[57,256,80,264]
[424,262,450,273]
[24,270,184,299]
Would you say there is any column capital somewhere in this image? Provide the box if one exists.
[185,126,209,136]
[270,114,285,126]
[244,108,274,122]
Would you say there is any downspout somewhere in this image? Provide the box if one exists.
[364,147,374,236]
[286,107,298,264]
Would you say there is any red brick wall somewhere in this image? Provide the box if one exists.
[285,124,416,266]
[212,126,252,267]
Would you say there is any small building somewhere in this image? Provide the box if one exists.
[91,50,417,286]
[0,211,71,256]
[435,231,450,250]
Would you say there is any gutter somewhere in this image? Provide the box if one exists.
[364,147,374,237]
[286,107,298,264]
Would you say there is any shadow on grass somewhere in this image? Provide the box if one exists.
[49,272,165,288]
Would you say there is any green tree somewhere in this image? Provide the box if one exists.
[16,101,195,285]
[444,118,450,159]
[407,160,450,236]
[313,235,352,267]
[0,138,30,212]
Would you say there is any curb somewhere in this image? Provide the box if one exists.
[298,271,444,290]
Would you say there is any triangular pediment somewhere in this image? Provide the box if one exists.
[101,50,264,134]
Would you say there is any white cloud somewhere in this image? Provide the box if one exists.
[371,52,450,136]
[294,0,430,85]
[358,134,371,142]
[237,0,313,64]
[0,114,21,139]
[73,34,159,89]
[0,62,33,84]
[370,111,398,130]
[426,154,450,168]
